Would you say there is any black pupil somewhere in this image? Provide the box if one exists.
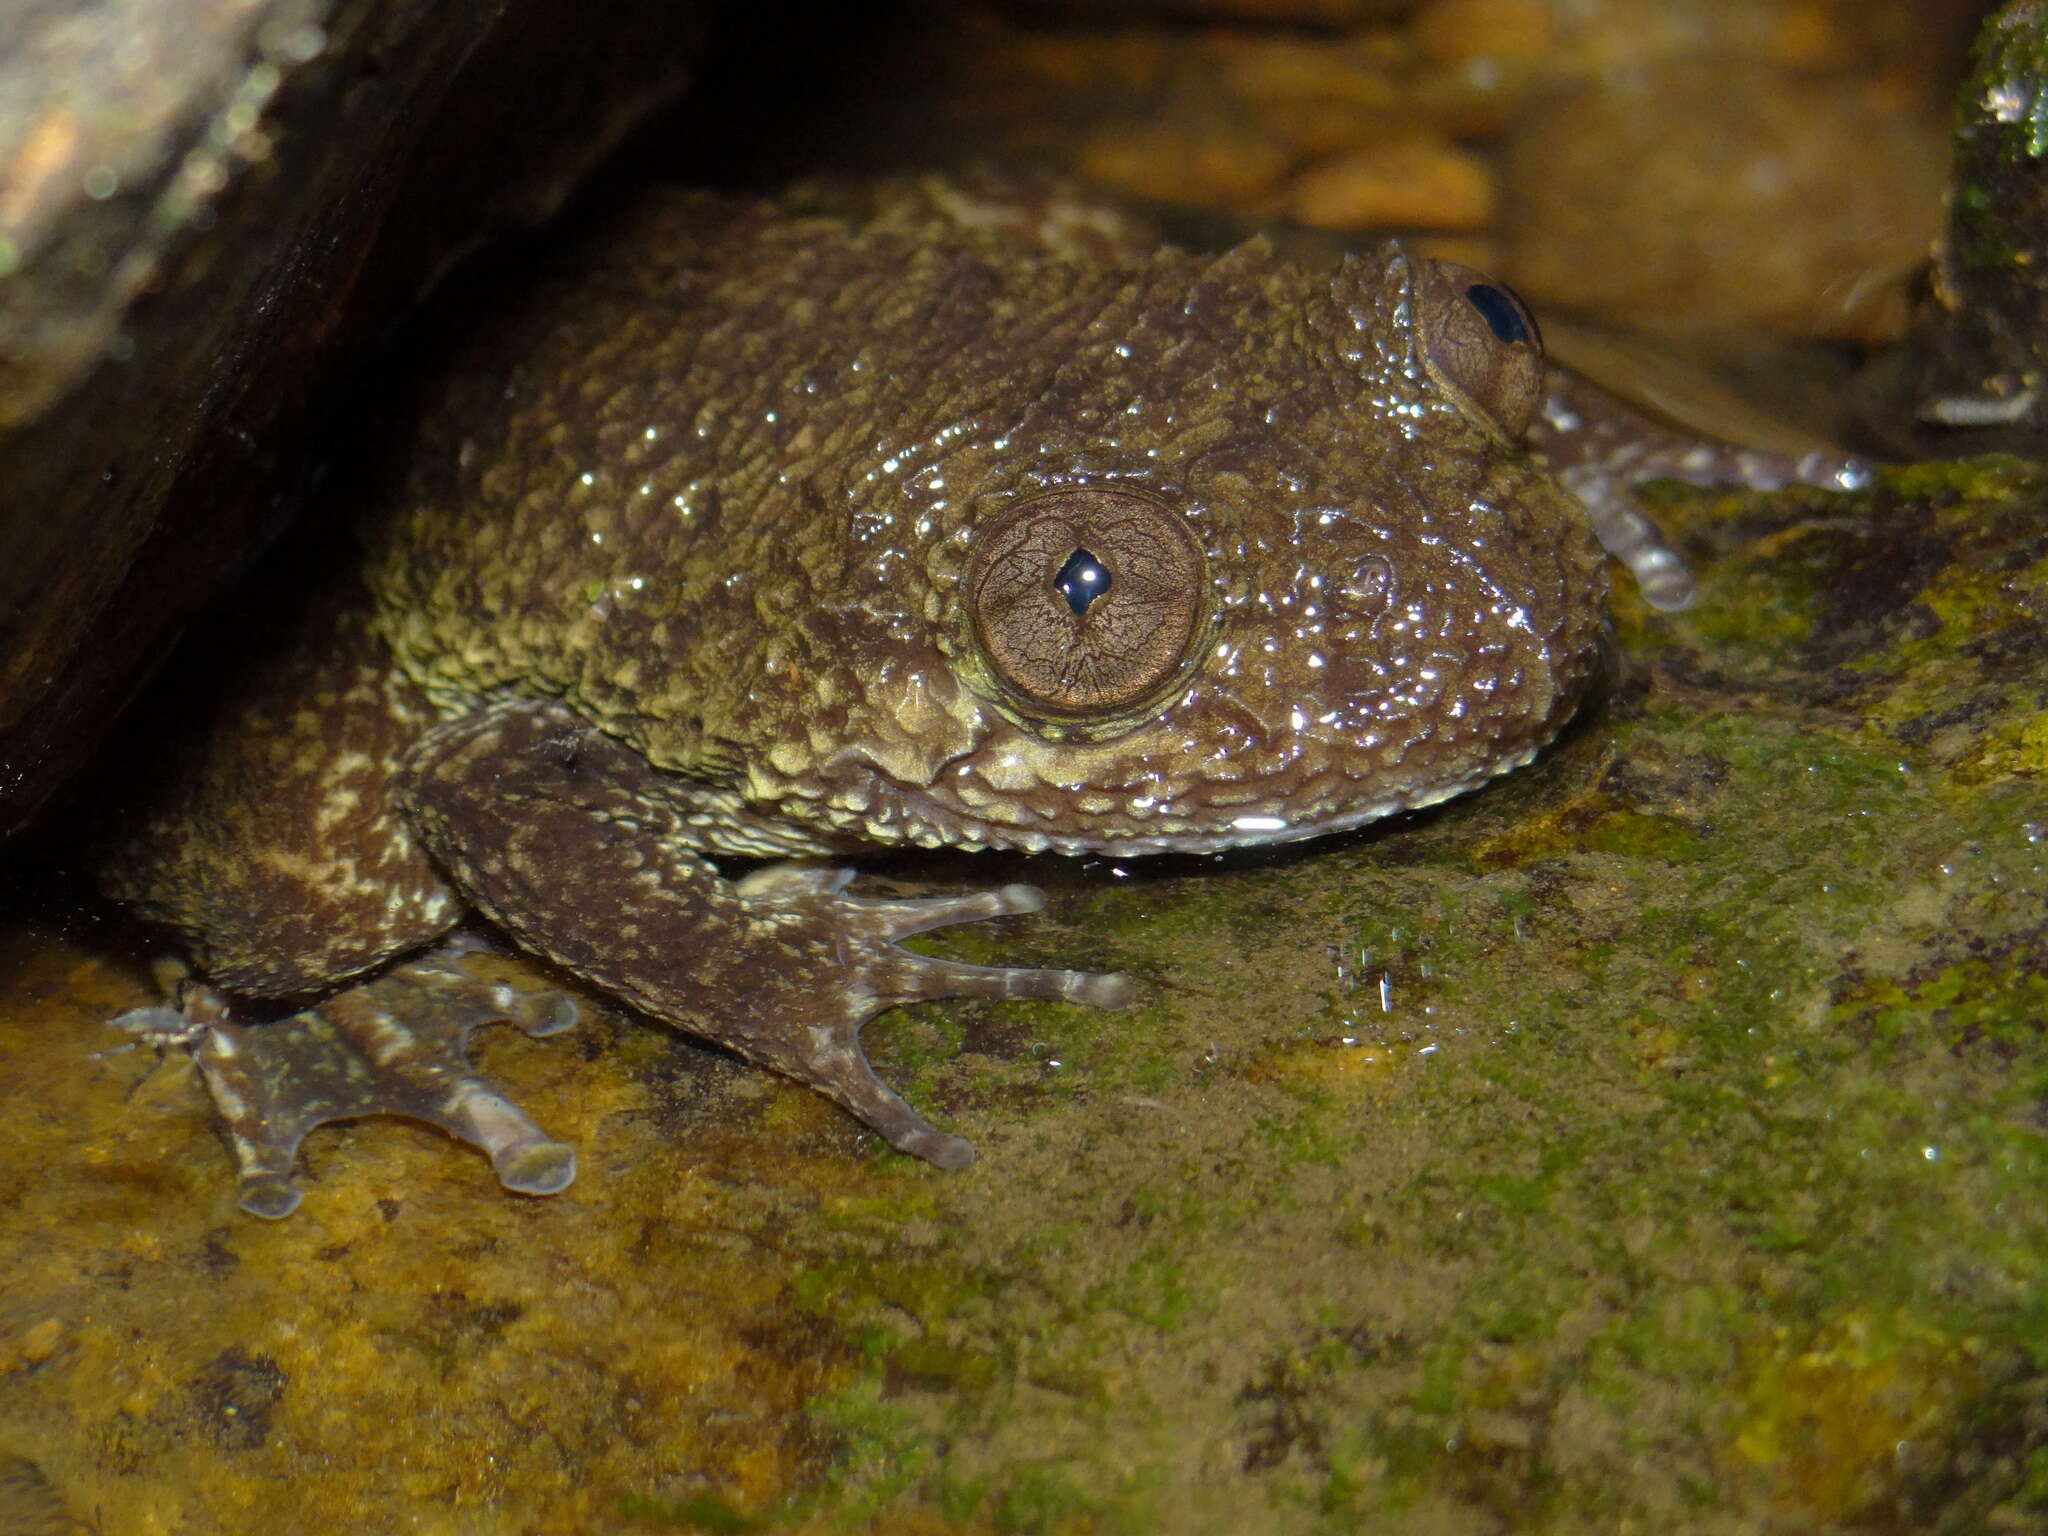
[1054,547,1110,616]
[1465,282,1531,346]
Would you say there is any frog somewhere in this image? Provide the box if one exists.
[102,178,1866,1218]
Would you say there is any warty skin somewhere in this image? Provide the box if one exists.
[103,187,1661,1216]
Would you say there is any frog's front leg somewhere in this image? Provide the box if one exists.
[401,701,1133,1170]
[1532,366,1873,613]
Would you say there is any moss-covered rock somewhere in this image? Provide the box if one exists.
[2,464,2044,1532]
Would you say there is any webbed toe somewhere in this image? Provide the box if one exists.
[167,946,579,1218]
[718,870,1136,1169]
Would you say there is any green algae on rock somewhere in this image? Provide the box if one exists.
[779,461,2048,1532]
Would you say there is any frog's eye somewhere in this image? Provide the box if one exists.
[1412,259,1545,441]
[968,488,1207,723]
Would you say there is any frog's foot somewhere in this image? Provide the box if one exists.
[1533,365,1875,613]
[403,703,1137,1173]
[730,865,1137,1168]
[161,947,578,1219]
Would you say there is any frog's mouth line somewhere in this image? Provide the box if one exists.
[900,745,1542,859]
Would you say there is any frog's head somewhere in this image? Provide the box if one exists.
[821,243,1609,856]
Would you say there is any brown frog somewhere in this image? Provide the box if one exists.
[103,182,1862,1217]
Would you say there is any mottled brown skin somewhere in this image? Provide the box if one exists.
[105,186,1677,1217]
[111,603,461,994]
[377,195,1607,856]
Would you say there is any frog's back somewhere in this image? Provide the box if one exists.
[374,195,1128,768]
[373,188,1611,858]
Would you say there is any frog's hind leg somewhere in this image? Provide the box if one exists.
[100,598,584,1214]
[400,701,1134,1171]
[114,943,579,1218]
[101,600,464,995]
[197,947,578,1218]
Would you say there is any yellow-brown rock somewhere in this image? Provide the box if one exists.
[1500,62,1944,341]
[1078,122,1294,207]
[1288,136,1496,230]
[1412,0,1557,65]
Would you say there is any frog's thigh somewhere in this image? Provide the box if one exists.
[401,701,1133,1169]
[104,606,461,996]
